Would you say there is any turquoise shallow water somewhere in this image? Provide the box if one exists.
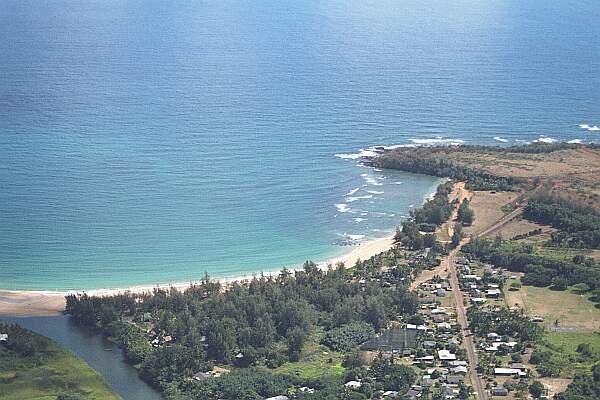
[1,0,599,290]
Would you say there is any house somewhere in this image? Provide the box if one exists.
[445,375,463,385]
[487,332,500,340]
[490,387,508,396]
[441,385,455,399]
[265,397,289,400]
[0,333,7,342]
[345,380,362,389]
[405,388,421,398]
[438,350,457,361]
[436,289,448,297]
[382,390,399,397]
[193,371,212,381]
[494,368,527,377]
[451,366,468,375]
[471,297,486,304]
[449,360,467,366]
[486,289,502,298]
[433,314,447,323]
[406,323,417,330]
[431,308,446,315]
[423,340,437,348]
[193,366,230,381]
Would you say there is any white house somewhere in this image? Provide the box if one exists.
[438,350,457,361]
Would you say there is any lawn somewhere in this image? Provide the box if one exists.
[0,339,120,400]
[504,284,600,332]
[534,331,600,378]
[273,335,346,381]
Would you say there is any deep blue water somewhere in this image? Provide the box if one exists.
[1,0,599,290]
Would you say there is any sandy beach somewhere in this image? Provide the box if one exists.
[0,234,395,317]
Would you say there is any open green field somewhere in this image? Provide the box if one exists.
[535,331,600,378]
[273,338,346,381]
[504,283,600,332]
[0,338,120,400]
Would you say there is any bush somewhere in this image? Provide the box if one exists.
[321,322,375,352]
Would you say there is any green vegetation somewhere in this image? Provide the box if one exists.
[65,262,420,398]
[370,146,526,191]
[463,238,600,295]
[457,198,474,226]
[524,195,600,248]
[0,323,120,400]
[321,321,375,352]
[530,333,600,378]
[555,363,600,400]
[467,307,543,343]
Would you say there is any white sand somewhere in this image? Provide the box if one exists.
[0,235,395,317]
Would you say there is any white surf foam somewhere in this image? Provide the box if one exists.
[335,204,350,213]
[353,217,366,223]
[346,195,373,203]
[367,190,384,195]
[568,139,582,144]
[409,138,465,146]
[346,187,360,196]
[362,175,384,186]
[335,148,379,160]
[493,136,508,143]
[534,136,557,144]
[346,234,365,241]
[578,123,599,131]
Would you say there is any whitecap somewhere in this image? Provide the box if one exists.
[493,136,508,143]
[367,190,384,195]
[346,195,373,203]
[394,181,402,185]
[409,138,465,146]
[534,136,557,144]
[335,204,350,213]
[373,168,382,172]
[568,139,582,144]
[353,217,366,223]
[346,187,360,196]
[347,234,366,241]
[579,124,591,130]
[335,148,378,160]
[362,175,384,186]
[589,125,600,131]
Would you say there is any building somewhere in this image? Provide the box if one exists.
[490,387,508,396]
[438,349,457,361]
[486,289,502,298]
[0,333,8,342]
[345,380,362,389]
[494,368,527,377]
[265,397,289,400]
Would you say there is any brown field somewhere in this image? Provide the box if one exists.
[504,284,600,332]
[463,191,518,236]
[379,145,600,212]
[492,218,553,240]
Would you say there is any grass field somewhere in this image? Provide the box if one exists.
[273,334,346,381]
[0,339,120,400]
[535,331,600,378]
[505,284,600,332]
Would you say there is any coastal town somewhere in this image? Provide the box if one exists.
[2,144,600,400]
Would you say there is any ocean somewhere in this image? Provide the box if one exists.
[1,0,599,290]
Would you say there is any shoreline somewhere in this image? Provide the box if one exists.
[0,234,395,317]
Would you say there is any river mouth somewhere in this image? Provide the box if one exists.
[0,315,162,400]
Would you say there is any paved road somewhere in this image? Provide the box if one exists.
[446,246,487,400]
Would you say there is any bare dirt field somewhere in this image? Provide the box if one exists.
[463,190,518,236]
